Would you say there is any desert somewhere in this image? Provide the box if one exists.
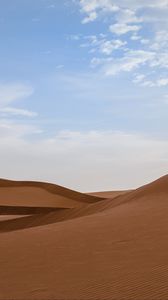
[0,175,168,299]
[1,1,168,299]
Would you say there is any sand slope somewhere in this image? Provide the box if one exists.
[89,190,131,198]
[0,178,101,208]
[0,175,168,300]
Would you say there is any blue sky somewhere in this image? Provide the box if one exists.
[0,0,168,191]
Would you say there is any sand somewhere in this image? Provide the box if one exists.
[88,190,131,198]
[0,175,168,300]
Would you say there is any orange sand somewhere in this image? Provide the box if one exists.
[0,175,168,300]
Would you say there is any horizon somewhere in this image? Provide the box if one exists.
[0,174,168,195]
[0,0,168,192]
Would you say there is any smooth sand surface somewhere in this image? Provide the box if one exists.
[0,179,101,204]
[0,215,29,221]
[89,190,131,198]
[0,175,168,300]
[0,186,87,208]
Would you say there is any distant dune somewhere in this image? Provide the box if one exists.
[0,175,168,299]
[0,178,101,209]
[89,190,131,198]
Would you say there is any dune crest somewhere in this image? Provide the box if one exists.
[0,175,168,300]
[0,178,102,204]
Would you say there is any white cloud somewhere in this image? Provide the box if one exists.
[80,0,168,14]
[82,35,127,55]
[68,34,81,41]
[150,31,168,51]
[0,128,167,191]
[0,83,34,107]
[144,0,168,8]
[150,53,168,69]
[140,39,150,45]
[77,0,168,87]
[80,0,119,23]
[100,39,127,55]
[141,80,155,87]
[0,107,38,117]
[157,78,168,87]
[82,11,97,23]
[133,76,168,88]
[0,82,37,120]
[133,74,146,84]
[116,8,142,24]
[109,23,141,35]
[131,34,141,41]
[0,119,40,139]
[90,38,168,83]
[100,50,155,76]
[148,32,168,70]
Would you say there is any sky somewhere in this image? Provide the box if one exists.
[0,0,168,191]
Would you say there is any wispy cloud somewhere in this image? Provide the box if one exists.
[133,74,168,88]
[0,128,167,191]
[77,0,168,86]
[79,0,168,22]
[80,0,119,23]
[0,107,38,117]
[0,119,40,139]
[0,83,34,107]
[82,11,97,24]
[109,23,141,35]
[80,35,127,55]
[0,82,37,120]
[92,50,155,76]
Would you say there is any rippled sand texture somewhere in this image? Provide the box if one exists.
[0,175,168,300]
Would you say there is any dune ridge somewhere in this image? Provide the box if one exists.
[0,175,167,231]
[0,174,168,300]
[0,178,102,203]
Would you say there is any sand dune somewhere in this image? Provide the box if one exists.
[0,175,168,300]
[89,190,131,198]
[0,179,101,209]
[0,178,101,205]
[0,186,87,208]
